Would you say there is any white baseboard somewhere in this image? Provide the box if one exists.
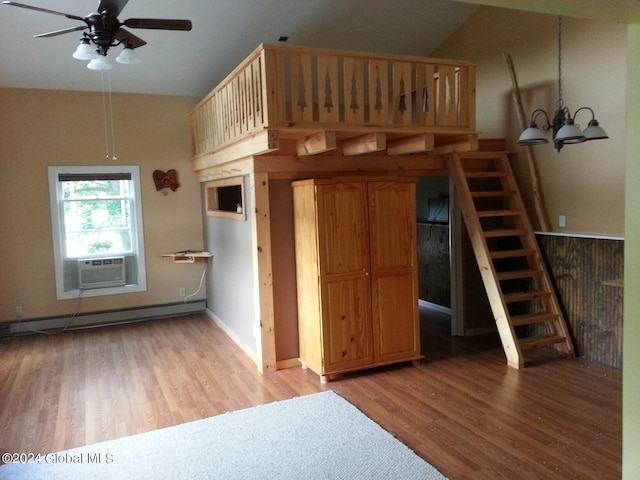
[204,308,259,367]
[419,299,452,315]
[7,301,206,336]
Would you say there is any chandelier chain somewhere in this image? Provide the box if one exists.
[557,16,563,109]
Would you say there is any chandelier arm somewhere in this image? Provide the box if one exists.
[573,106,596,122]
[530,108,552,130]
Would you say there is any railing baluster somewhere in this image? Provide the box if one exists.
[392,61,412,126]
[317,54,339,125]
[253,56,263,127]
[343,57,365,125]
[289,52,313,124]
[368,59,389,126]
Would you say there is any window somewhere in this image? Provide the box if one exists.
[205,177,246,220]
[48,166,147,299]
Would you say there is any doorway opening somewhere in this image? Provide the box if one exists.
[416,176,453,329]
[416,176,498,360]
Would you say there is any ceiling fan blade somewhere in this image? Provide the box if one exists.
[115,27,146,48]
[34,25,87,38]
[2,1,84,21]
[123,18,192,31]
[97,0,129,16]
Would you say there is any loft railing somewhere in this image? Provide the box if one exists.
[191,44,476,157]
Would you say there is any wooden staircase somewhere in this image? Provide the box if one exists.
[447,151,574,368]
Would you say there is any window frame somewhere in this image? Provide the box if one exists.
[48,165,147,299]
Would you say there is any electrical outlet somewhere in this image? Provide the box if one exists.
[179,288,186,297]
[559,215,567,228]
[15,306,23,319]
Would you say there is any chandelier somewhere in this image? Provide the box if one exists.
[517,16,608,152]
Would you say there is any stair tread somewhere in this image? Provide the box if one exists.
[465,171,509,178]
[484,228,529,238]
[503,290,551,302]
[518,334,567,350]
[497,269,544,280]
[477,209,522,218]
[471,190,516,197]
[510,312,560,327]
[490,249,537,259]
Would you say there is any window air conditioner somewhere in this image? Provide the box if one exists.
[77,257,126,289]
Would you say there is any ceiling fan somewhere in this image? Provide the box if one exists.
[3,0,192,69]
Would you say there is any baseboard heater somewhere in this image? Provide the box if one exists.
[5,301,206,337]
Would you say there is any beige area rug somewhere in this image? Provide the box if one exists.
[0,390,447,479]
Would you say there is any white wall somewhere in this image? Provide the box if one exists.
[203,176,258,358]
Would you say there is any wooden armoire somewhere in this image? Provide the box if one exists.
[292,177,422,382]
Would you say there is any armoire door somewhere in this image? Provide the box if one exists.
[315,182,373,372]
[367,181,420,363]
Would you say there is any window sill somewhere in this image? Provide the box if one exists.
[58,283,147,300]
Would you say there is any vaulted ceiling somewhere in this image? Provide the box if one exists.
[0,0,479,98]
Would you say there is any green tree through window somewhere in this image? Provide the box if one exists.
[61,176,133,257]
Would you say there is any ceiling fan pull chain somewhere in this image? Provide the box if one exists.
[107,70,117,160]
[101,71,110,160]
[100,69,118,161]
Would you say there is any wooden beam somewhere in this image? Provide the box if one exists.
[249,173,277,373]
[342,132,386,156]
[196,157,255,181]
[192,129,279,172]
[387,134,435,155]
[431,133,479,155]
[296,131,337,156]
[254,154,448,179]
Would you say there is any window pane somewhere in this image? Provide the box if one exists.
[63,199,130,232]
[62,181,133,257]
[62,179,128,200]
[66,230,133,257]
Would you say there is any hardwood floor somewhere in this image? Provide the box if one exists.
[0,309,621,479]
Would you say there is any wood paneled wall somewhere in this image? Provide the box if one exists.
[536,234,623,369]
[417,223,450,308]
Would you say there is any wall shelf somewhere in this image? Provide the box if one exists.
[162,252,213,263]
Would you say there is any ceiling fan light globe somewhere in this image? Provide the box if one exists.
[87,56,113,71]
[116,47,141,65]
[72,41,98,60]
